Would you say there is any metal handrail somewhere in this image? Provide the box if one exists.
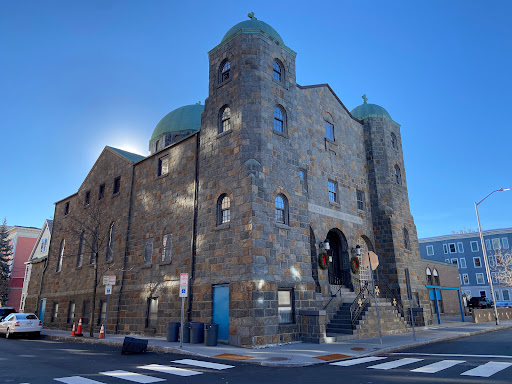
[350,281,371,325]
[376,282,405,319]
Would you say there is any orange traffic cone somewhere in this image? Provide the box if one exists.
[70,322,76,336]
[98,324,105,339]
[75,318,83,337]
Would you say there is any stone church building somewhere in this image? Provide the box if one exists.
[25,14,431,347]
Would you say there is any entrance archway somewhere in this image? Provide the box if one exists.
[327,229,352,289]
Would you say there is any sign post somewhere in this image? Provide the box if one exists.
[367,252,383,345]
[405,268,416,340]
[103,276,116,338]
[179,273,189,348]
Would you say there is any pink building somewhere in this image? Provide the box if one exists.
[6,226,40,310]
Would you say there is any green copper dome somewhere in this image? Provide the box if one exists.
[151,104,204,141]
[222,13,284,46]
[351,94,392,121]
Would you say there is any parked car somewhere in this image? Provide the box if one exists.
[467,297,493,310]
[0,307,17,321]
[0,313,43,338]
[496,301,512,308]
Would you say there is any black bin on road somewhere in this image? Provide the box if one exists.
[204,323,219,346]
[189,322,204,344]
[166,322,180,342]
[121,337,148,354]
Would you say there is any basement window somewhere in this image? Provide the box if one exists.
[278,289,294,324]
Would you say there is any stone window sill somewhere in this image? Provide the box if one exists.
[217,129,232,139]
[141,263,153,269]
[159,260,172,266]
[329,201,340,208]
[157,173,169,180]
[275,223,290,230]
[272,77,288,90]
[112,192,120,198]
[214,223,231,231]
[273,129,289,139]
[216,77,232,89]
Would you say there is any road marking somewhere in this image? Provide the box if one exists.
[368,358,423,370]
[411,360,465,373]
[138,364,202,377]
[392,352,512,359]
[330,356,387,366]
[54,377,105,384]
[461,362,512,377]
[171,359,235,370]
[100,370,165,383]
[19,355,36,357]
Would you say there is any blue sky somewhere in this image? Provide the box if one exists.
[2,0,511,238]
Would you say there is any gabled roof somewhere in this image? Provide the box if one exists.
[106,146,146,163]
[27,219,52,264]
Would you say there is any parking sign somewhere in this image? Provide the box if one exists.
[179,273,188,298]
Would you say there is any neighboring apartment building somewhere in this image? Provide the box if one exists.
[6,225,40,310]
[419,228,512,302]
[20,220,52,312]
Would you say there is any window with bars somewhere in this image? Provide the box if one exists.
[217,194,231,225]
[219,106,231,134]
[162,234,172,262]
[274,106,285,133]
[219,60,230,83]
[275,194,288,224]
[273,60,282,81]
[328,180,337,202]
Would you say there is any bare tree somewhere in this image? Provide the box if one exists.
[489,248,512,293]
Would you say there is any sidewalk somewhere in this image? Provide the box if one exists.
[41,316,512,367]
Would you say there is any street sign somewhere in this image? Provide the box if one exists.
[362,251,379,270]
[105,285,112,295]
[179,273,189,298]
[103,276,116,285]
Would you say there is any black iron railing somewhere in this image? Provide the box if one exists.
[350,281,371,325]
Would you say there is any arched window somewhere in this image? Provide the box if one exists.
[219,59,230,83]
[219,106,231,134]
[391,132,397,149]
[433,268,440,286]
[217,194,231,225]
[106,222,115,262]
[274,106,286,133]
[394,165,402,185]
[57,239,65,272]
[77,232,85,268]
[275,194,289,225]
[403,227,410,250]
[426,267,433,285]
[273,60,283,81]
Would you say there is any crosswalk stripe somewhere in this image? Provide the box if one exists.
[368,358,423,370]
[139,364,202,377]
[171,359,235,370]
[54,377,105,384]
[330,356,387,366]
[411,360,465,373]
[100,370,165,383]
[461,362,512,378]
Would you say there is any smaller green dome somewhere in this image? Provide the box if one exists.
[222,13,284,46]
[151,104,204,141]
[351,94,392,121]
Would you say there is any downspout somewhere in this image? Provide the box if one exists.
[35,207,56,317]
[187,133,200,321]
[114,164,136,334]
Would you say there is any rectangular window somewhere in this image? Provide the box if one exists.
[473,257,482,268]
[328,180,337,202]
[67,302,75,324]
[84,190,90,206]
[426,245,434,256]
[98,301,107,326]
[492,272,498,284]
[299,169,308,194]
[457,242,464,253]
[502,238,510,249]
[492,238,501,250]
[158,156,169,177]
[113,176,121,194]
[476,273,485,284]
[445,258,450,263]
[325,121,334,141]
[489,255,496,267]
[451,258,459,267]
[480,290,487,298]
[356,190,365,210]
[98,184,105,200]
[82,301,90,325]
[503,290,510,301]
[460,258,467,268]
[485,239,492,250]
[162,234,172,262]
[144,239,153,265]
[146,298,158,328]
[40,238,47,252]
[64,202,70,215]
[470,241,479,252]
[463,274,469,285]
[278,289,294,324]
[449,243,456,253]
[443,244,449,254]
[495,290,500,301]
[51,302,59,323]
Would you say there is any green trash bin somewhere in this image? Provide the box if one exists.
[204,323,219,346]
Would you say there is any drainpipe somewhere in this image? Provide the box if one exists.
[114,164,136,334]
[187,133,200,322]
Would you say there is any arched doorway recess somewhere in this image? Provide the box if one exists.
[327,229,352,289]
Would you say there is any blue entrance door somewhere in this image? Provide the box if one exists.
[213,284,229,341]
[39,298,46,324]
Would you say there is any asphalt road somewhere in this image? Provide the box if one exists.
[1,329,512,383]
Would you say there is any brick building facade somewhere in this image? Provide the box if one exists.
[25,14,431,346]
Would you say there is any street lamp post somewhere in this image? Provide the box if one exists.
[475,188,510,326]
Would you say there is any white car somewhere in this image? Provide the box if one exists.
[0,313,43,338]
